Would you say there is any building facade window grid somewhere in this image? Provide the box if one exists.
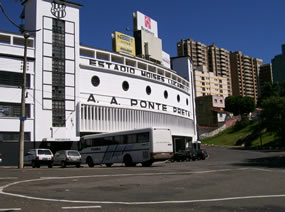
[52,18,66,127]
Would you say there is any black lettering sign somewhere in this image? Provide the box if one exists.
[110,97,119,105]
[114,64,119,70]
[98,61,104,68]
[88,59,187,92]
[140,100,147,108]
[87,94,96,103]
[131,99,138,106]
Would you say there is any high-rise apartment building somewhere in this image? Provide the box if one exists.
[258,64,273,96]
[194,66,228,98]
[177,39,232,95]
[208,44,232,95]
[230,51,263,103]
[177,39,208,71]
[272,44,285,83]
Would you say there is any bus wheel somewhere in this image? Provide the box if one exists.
[105,163,113,167]
[142,160,153,167]
[87,157,94,167]
[124,155,134,167]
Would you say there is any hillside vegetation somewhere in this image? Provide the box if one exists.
[202,120,282,148]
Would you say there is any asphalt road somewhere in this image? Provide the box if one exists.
[0,146,285,212]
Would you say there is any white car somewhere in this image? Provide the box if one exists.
[54,150,81,168]
[24,149,54,168]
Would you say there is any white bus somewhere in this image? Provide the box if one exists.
[78,128,173,167]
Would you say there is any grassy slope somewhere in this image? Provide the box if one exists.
[202,121,278,147]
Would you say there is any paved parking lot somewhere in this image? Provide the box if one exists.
[0,146,285,211]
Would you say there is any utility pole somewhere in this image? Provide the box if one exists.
[18,32,29,169]
[0,3,40,169]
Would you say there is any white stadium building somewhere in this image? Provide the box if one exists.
[0,0,198,165]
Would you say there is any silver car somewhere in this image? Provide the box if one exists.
[54,150,82,168]
[24,149,54,168]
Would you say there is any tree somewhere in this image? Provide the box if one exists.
[225,96,255,116]
[258,82,285,106]
[240,96,255,115]
[260,96,285,140]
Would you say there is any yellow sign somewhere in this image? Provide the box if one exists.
[114,32,136,56]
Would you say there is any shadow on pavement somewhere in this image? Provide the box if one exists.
[232,155,285,169]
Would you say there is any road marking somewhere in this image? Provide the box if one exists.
[39,167,250,180]
[0,208,21,211]
[62,206,101,209]
[0,177,18,180]
[1,168,285,205]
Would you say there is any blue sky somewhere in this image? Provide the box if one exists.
[1,0,285,64]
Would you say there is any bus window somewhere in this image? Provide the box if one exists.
[127,134,136,144]
[114,135,125,145]
[86,139,93,147]
[92,138,100,146]
[137,132,149,143]
[103,136,113,145]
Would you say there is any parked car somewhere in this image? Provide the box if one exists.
[187,149,197,161]
[196,149,208,160]
[170,150,188,162]
[24,149,54,168]
[170,149,197,162]
[54,150,81,168]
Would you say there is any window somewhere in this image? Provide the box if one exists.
[13,37,33,47]
[113,135,126,145]
[96,52,110,61]
[126,59,136,67]
[0,71,31,88]
[164,90,168,99]
[137,132,149,143]
[0,132,30,142]
[91,76,100,87]
[80,48,94,58]
[177,95,180,102]
[138,62,147,70]
[111,55,124,64]
[0,34,10,44]
[127,134,136,144]
[186,98,189,106]
[52,101,65,127]
[52,18,66,127]
[122,81,129,91]
[146,86,151,95]
[0,102,30,118]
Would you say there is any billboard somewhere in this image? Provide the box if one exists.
[134,11,158,38]
[162,51,171,69]
[113,31,136,56]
